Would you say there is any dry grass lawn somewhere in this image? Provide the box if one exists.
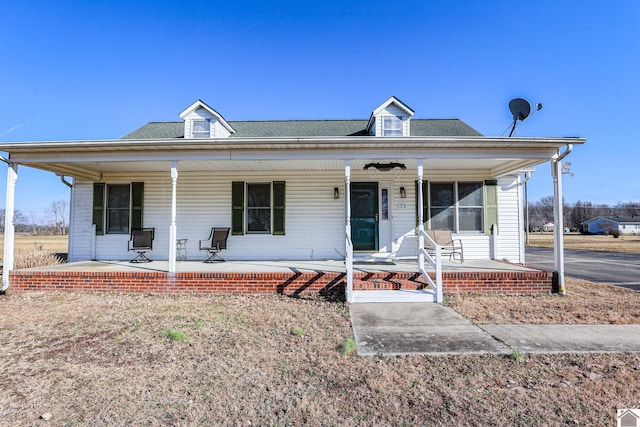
[528,232,640,253]
[0,233,69,258]
[1,281,640,425]
[1,234,639,424]
[449,279,640,324]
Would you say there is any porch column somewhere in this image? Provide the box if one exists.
[417,160,425,271]
[345,160,353,303]
[168,161,178,273]
[2,162,18,292]
[552,156,565,295]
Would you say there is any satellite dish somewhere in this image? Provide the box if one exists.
[508,98,532,137]
[509,98,531,121]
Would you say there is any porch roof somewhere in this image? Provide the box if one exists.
[0,135,585,181]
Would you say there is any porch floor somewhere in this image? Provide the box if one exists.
[27,258,537,274]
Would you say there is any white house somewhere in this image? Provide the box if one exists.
[581,216,640,235]
[0,97,585,300]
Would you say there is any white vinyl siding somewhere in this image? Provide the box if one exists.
[68,182,94,261]
[496,176,522,263]
[69,171,523,263]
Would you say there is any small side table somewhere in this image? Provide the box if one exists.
[176,239,188,261]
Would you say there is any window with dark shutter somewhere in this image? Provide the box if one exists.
[272,181,285,235]
[484,180,498,234]
[131,182,144,230]
[92,183,105,235]
[231,181,245,235]
[415,180,429,227]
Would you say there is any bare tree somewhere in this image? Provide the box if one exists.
[528,196,566,231]
[0,208,29,233]
[46,200,68,235]
[570,200,594,231]
[29,211,40,235]
[614,202,640,217]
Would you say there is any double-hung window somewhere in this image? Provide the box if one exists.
[382,115,403,136]
[231,181,285,235]
[106,184,131,233]
[191,119,211,138]
[457,183,483,231]
[428,182,484,233]
[247,183,272,233]
[93,182,144,235]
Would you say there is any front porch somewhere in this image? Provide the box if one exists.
[9,259,553,302]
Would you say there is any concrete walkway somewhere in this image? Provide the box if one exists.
[350,303,510,355]
[350,303,640,356]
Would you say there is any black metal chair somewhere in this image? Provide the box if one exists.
[128,228,155,263]
[199,227,230,262]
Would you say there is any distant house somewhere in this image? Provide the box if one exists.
[581,216,640,235]
[542,222,554,232]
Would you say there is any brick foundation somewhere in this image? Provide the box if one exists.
[8,269,553,296]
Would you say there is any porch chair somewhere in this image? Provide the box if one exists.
[128,228,155,263]
[425,229,464,263]
[199,227,230,262]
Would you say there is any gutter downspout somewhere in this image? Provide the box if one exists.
[552,144,573,296]
[57,174,72,188]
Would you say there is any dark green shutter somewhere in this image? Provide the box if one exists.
[231,181,245,235]
[92,183,105,235]
[131,182,144,230]
[484,180,498,234]
[272,181,286,235]
[415,180,429,227]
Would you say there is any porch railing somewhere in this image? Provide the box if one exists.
[418,229,443,302]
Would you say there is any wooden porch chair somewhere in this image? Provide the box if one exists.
[425,229,464,263]
[128,228,155,263]
[199,227,230,262]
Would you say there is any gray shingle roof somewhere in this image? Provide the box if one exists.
[122,119,482,139]
[582,216,640,224]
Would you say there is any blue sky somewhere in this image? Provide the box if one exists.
[1,1,639,221]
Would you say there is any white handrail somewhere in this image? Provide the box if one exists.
[419,229,443,303]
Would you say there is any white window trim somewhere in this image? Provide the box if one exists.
[246,182,272,234]
[191,118,211,138]
[429,181,485,233]
[382,115,403,136]
[105,183,131,234]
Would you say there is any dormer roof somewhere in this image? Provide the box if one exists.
[179,99,235,134]
[366,96,415,133]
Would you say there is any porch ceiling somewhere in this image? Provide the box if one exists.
[1,135,584,180]
[22,158,545,180]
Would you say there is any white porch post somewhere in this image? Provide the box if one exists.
[2,162,18,292]
[345,160,353,303]
[552,157,565,295]
[168,161,178,273]
[417,160,425,272]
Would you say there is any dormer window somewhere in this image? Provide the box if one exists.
[366,97,414,137]
[192,119,211,138]
[382,116,403,136]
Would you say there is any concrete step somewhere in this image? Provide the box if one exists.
[351,289,436,303]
